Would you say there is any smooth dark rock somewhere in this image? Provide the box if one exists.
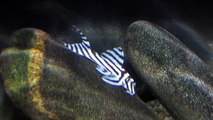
[125,20,213,120]
[164,21,213,62]
[0,28,159,120]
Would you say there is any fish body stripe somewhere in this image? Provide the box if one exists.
[101,52,125,71]
[101,55,122,78]
[83,41,90,47]
[72,44,77,53]
[62,26,136,95]
[79,44,90,59]
[95,52,116,75]
[113,47,124,57]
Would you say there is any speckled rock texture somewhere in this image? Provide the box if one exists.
[146,100,174,120]
[207,42,213,73]
[0,28,159,120]
[124,20,213,120]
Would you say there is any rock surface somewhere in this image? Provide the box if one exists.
[125,20,213,120]
[0,28,159,120]
[146,100,174,120]
[207,42,213,73]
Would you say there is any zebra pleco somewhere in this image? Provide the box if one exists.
[62,25,136,96]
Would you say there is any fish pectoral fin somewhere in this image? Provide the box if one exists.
[96,65,111,75]
[102,75,122,86]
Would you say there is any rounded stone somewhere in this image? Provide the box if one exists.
[125,20,213,120]
[0,28,159,120]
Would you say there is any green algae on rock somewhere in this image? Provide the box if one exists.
[0,28,159,120]
[124,20,213,120]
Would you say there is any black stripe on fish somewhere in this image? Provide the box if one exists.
[62,25,136,96]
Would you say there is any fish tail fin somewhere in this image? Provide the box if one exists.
[72,25,91,48]
[61,25,93,58]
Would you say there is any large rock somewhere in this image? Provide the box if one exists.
[0,28,159,120]
[125,20,213,120]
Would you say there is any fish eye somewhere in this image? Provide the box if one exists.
[129,78,134,81]
[125,77,130,82]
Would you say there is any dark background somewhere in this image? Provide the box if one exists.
[0,0,213,38]
[0,0,213,120]
[0,0,212,62]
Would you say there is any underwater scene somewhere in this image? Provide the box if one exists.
[0,0,213,120]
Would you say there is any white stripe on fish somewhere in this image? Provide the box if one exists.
[62,25,136,96]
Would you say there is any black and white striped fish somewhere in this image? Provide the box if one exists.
[62,25,136,96]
